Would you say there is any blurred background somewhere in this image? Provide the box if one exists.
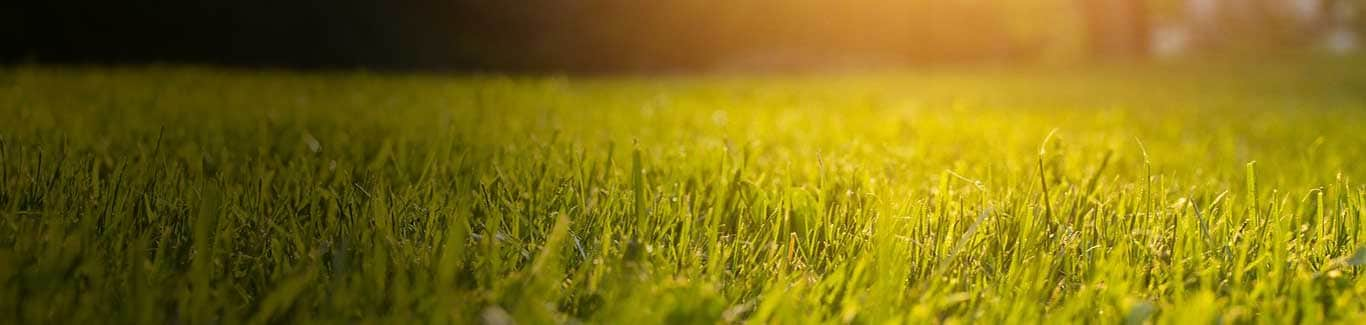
[3,0,1363,73]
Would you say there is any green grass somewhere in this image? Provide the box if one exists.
[4,63,1366,323]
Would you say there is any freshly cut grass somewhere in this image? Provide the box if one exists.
[3,64,1366,323]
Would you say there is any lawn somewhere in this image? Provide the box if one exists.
[3,63,1366,323]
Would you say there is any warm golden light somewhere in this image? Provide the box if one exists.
[435,0,1356,72]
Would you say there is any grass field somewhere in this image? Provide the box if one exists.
[4,63,1366,323]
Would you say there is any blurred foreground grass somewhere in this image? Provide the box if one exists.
[4,63,1366,323]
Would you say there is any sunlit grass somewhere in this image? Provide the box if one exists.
[3,63,1366,323]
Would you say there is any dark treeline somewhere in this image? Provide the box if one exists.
[8,1,413,70]
[3,0,1348,73]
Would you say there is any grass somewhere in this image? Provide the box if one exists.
[3,63,1366,323]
